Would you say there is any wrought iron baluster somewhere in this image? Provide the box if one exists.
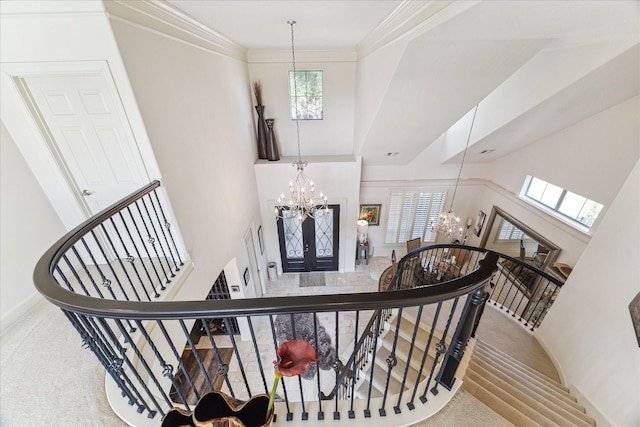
[79,236,119,300]
[126,205,164,290]
[100,222,143,301]
[408,302,442,409]
[109,217,154,301]
[89,230,131,301]
[62,253,93,296]
[269,315,291,421]
[380,307,403,417]
[155,320,196,410]
[247,317,269,394]
[333,311,340,420]
[152,189,184,266]
[312,313,324,420]
[223,316,250,397]
[148,190,181,272]
[179,320,214,391]
[394,305,424,414]
[349,310,359,419]
[120,210,159,298]
[135,199,170,286]
[140,196,175,279]
[364,312,382,418]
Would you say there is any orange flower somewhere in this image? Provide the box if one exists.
[273,339,318,377]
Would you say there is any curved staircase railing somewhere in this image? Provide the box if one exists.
[32,181,560,425]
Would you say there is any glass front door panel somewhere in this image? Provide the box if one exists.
[283,210,304,260]
[315,208,333,257]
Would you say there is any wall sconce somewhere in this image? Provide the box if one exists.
[463,217,473,244]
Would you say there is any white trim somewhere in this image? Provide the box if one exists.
[248,49,356,64]
[0,293,45,335]
[103,0,247,62]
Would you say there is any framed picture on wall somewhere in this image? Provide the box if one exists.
[474,210,486,237]
[359,204,381,226]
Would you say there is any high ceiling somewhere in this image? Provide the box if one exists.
[165,0,639,166]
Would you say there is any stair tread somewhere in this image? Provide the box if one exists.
[463,376,544,427]
[474,348,573,399]
[469,357,583,412]
[476,340,567,390]
[467,363,595,427]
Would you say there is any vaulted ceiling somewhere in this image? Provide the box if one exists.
[165,0,639,166]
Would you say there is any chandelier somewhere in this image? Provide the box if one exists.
[275,21,328,222]
[431,104,479,238]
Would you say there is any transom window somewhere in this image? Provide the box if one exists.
[289,70,323,120]
[522,176,603,228]
[385,191,445,244]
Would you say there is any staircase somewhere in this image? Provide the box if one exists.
[463,340,597,427]
[354,309,444,399]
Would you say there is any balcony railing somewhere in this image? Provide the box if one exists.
[33,181,560,425]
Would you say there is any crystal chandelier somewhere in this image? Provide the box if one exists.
[275,21,328,222]
[431,105,479,238]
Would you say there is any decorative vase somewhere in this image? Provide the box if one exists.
[162,391,273,427]
[255,106,268,160]
[265,118,280,161]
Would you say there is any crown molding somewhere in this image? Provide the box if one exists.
[248,49,356,64]
[103,0,247,62]
[357,0,478,58]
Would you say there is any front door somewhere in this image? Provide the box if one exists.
[277,205,340,272]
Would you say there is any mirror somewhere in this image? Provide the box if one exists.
[479,206,560,271]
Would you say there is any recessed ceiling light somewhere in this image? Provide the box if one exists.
[480,149,495,154]
[386,152,399,157]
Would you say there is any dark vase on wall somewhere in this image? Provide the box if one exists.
[255,105,268,160]
[265,118,280,161]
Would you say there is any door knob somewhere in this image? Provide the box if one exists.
[81,189,94,196]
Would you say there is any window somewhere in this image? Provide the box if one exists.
[522,176,603,228]
[385,191,445,244]
[289,70,323,120]
[497,220,526,240]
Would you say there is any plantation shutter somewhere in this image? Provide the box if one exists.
[385,191,446,244]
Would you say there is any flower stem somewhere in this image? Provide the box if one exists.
[266,373,281,423]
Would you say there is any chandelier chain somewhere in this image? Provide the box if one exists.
[288,20,302,162]
[449,104,478,211]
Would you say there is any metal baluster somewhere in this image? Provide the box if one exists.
[54,265,76,292]
[133,320,177,407]
[147,190,180,272]
[111,318,165,418]
[155,320,196,410]
[313,313,324,420]
[70,244,106,298]
[364,312,382,418]
[89,230,131,301]
[380,307,403,417]
[136,199,172,283]
[246,317,269,394]
[290,314,307,420]
[79,237,119,300]
[152,189,184,266]
[394,305,424,413]
[223,316,251,397]
[408,302,442,409]
[126,205,164,290]
[269,315,291,421]
[333,311,340,420]
[109,217,154,301]
[179,320,214,390]
[426,297,460,397]
[349,310,359,419]
[100,223,143,301]
[62,254,93,296]
[118,211,159,298]
[140,196,175,279]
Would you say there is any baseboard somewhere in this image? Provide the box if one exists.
[570,385,614,427]
[0,292,45,335]
[532,332,566,386]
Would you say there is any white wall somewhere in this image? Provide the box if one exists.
[0,122,66,327]
[537,160,640,427]
[109,17,263,300]
[249,58,356,156]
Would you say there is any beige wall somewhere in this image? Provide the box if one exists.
[0,122,66,326]
[538,160,640,427]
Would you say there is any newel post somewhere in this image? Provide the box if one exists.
[436,253,496,391]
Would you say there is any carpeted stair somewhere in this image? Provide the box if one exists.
[463,340,596,427]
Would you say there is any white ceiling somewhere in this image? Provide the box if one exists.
[164,0,639,166]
